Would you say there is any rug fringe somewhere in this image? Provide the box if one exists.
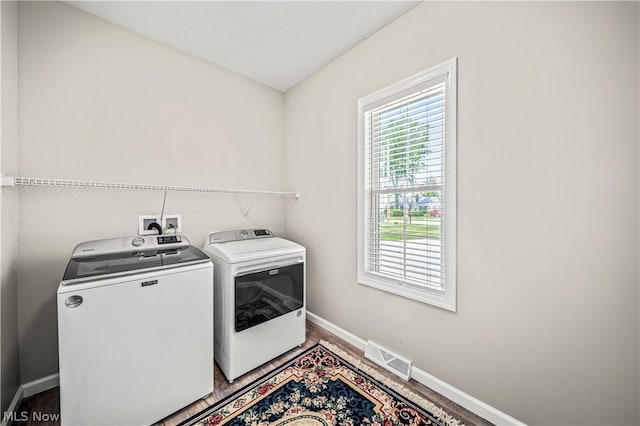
[319,340,464,426]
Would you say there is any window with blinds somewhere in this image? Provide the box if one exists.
[357,58,457,311]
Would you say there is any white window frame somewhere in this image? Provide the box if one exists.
[357,57,457,311]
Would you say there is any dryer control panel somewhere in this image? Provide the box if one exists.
[208,229,274,244]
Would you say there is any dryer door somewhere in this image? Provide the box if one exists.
[234,261,304,332]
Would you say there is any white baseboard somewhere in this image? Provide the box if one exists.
[1,373,60,426]
[1,385,24,426]
[307,311,366,350]
[307,310,526,426]
[22,373,59,398]
[410,368,526,426]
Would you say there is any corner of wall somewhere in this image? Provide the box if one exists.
[0,0,21,414]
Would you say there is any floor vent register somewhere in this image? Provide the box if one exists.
[364,340,412,381]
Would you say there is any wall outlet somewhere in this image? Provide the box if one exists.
[139,215,161,235]
[162,214,182,233]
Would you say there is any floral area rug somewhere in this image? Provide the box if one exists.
[181,342,463,426]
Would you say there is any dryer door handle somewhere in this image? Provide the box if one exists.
[235,259,303,277]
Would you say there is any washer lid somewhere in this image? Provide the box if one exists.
[203,237,304,264]
[62,245,210,285]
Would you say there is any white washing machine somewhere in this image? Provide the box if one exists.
[203,229,306,383]
[57,235,213,426]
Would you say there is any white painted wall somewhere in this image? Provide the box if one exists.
[0,0,20,413]
[17,1,286,382]
[284,2,639,425]
[11,2,640,424]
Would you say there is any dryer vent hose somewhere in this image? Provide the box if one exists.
[147,222,162,235]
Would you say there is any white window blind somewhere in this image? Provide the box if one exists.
[357,58,456,311]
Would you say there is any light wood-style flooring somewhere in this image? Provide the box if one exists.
[15,321,492,426]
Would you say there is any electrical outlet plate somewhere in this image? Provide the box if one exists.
[139,215,161,236]
[162,214,182,233]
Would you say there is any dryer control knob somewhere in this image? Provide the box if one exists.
[132,237,145,247]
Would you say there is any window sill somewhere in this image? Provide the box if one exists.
[358,273,456,312]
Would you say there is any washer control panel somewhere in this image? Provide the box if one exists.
[157,235,182,245]
[71,235,190,258]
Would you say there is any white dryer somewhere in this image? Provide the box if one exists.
[203,229,305,383]
[57,235,213,426]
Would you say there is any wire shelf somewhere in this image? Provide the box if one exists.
[2,176,299,198]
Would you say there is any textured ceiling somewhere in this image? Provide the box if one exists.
[65,1,420,92]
